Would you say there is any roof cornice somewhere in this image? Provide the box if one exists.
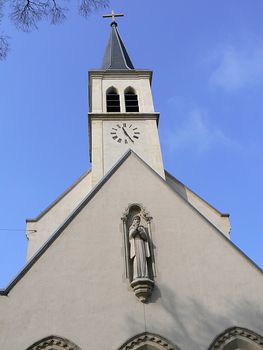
[88,69,152,80]
[88,112,159,120]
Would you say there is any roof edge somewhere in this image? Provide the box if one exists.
[113,25,134,70]
[165,170,230,218]
[26,169,91,223]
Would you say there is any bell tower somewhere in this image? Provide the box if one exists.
[88,13,165,186]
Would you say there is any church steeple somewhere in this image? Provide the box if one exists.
[101,14,134,70]
[88,13,165,186]
[101,11,134,70]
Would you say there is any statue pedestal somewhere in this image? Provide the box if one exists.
[130,278,154,303]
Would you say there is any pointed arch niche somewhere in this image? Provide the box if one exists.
[118,332,179,350]
[106,86,121,112]
[26,335,82,350]
[124,87,139,112]
[121,204,156,302]
[209,327,263,350]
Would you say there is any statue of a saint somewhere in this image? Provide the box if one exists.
[129,215,151,280]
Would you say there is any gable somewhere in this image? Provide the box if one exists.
[25,155,231,263]
[0,151,262,350]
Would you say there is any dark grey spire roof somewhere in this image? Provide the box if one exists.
[101,22,134,70]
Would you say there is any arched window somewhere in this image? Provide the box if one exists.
[118,332,179,350]
[209,327,263,350]
[26,336,81,350]
[106,87,120,112]
[125,87,139,112]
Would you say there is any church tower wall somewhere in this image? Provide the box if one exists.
[89,70,165,186]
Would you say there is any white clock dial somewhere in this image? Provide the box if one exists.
[110,122,140,144]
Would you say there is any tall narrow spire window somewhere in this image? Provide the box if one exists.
[106,87,120,112]
[125,87,139,112]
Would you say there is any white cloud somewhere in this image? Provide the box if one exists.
[208,44,263,92]
[162,106,240,154]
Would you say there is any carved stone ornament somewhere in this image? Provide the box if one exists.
[118,332,179,350]
[26,336,81,350]
[209,327,263,350]
[121,204,155,302]
[130,277,154,303]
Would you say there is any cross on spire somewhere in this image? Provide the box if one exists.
[103,10,124,24]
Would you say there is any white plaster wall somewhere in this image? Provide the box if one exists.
[90,78,102,113]
[26,170,92,260]
[1,154,262,350]
[90,119,104,186]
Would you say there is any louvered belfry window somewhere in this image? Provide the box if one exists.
[125,88,139,112]
[106,87,120,112]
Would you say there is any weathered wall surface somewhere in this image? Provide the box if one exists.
[1,154,262,350]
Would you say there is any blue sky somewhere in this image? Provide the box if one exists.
[0,0,262,288]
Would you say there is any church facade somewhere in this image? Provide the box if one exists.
[0,16,262,350]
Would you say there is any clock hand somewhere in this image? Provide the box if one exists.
[122,127,134,143]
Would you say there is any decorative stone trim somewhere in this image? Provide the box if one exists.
[122,203,153,223]
[130,277,154,303]
[209,327,263,350]
[118,332,179,350]
[26,336,82,350]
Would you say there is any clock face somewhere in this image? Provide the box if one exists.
[110,122,140,144]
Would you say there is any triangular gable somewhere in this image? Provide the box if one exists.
[0,149,261,296]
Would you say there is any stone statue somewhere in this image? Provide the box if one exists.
[129,215,151,280]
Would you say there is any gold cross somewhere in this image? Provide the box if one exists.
[103,10,124,23]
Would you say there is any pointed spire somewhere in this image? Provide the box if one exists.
[101,17,134,70]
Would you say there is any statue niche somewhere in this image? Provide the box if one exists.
[122,204,155,302]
